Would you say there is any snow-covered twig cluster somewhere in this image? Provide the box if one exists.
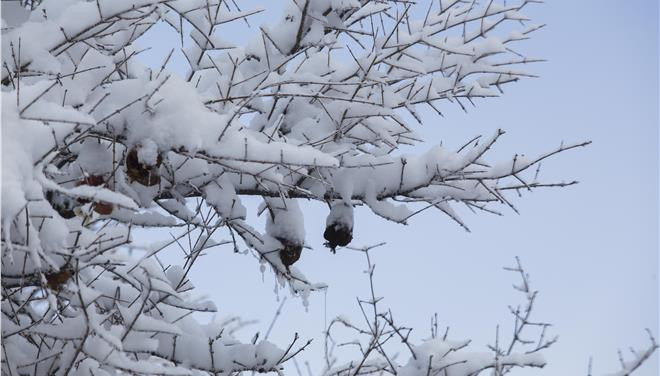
[593,329,658,376]
[2,0,646,375]
[322,249,657,376]
[1,0,589,288]
[322,248,555,376]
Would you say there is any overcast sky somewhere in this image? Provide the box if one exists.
[135,1,659,374]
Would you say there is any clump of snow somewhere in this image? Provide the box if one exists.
[265,198,305,245]
[137,139,159,166]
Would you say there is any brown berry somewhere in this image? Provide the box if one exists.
[125,147,162,186]
[78,175,105,187]
[46,191,76,219]
[324,223,353,253]
[45,268,72,291]
[276,237,302,268]
[93,202,113,215]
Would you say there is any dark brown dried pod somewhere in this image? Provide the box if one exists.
[125,147,162,186]
[93,202,114,215]
[45,267,72,291]
[324,202,354,252]
[79,175,105,187]
[323,223,353,253]
[45,191,76,219]
[276,237,303,268]
[76,175,106,204]
[75,175,113,214]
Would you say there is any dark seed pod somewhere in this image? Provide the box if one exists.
[45,266,72,291]
[93,202,114,215]
[276,237,302,268]
[125,147,162,186]
[79,175,105,187]
[324,202,354,253]
[45,191,76,219]
[76,175,114,215]
[323,223,353,253]
[76,175,105,205]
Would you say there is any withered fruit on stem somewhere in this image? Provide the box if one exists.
[45,267,72,291]
[93,202,114,215]
[76,175,114,215]
[276,237,303,268]
[125,147,162,186]
[324,223,353,253]
[46,191,76,219]
[78,175,105,187]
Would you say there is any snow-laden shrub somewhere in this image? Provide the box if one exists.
[1,1,654,375]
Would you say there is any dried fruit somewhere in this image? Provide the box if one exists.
[93,202,114,215]
[79,175,105,187]
[324,223,353,252]
[76,175,114,215]
[324,202,354,252]
[276,237,302,268]
[45,267,72,291]
[46,191,76,219]
[125,147,162,186]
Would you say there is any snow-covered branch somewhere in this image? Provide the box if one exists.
[2,0,588,297]
[597,330,659,376]
[3,1,646,375]
[322,248,554,376]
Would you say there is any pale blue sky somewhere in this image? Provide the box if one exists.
[135,1,659,374]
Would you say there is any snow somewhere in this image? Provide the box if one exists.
[0,1,609,375]
[326,200,354,227]
[137,139,159,166]
[265,197,305,245]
